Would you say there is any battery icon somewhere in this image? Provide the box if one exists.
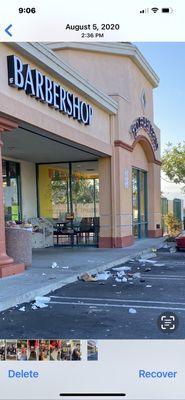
[162,7,173,13]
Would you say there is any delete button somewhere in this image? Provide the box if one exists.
[8,369,39,378]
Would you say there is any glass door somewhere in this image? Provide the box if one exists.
[132,168,148,238]
[2,160,22,222]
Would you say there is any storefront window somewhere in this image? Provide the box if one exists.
[72,161,99,220]
[38,164,69,219]
[38,161,99,221]
[2,160,22,222]
[132,168,147,238]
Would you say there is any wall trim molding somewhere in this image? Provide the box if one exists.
[114,136,162,165]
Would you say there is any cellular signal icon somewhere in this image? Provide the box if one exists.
[140,8,149,13]
[151,7,159,13]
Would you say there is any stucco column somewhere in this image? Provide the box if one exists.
[148,162,162,237]
[98,157,112,247]
[112,145,134,247]
[0,116,25,277]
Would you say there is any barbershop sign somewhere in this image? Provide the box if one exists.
[130,116,158,151]
[7,55,93,126]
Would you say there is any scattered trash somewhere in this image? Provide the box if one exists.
[144,267,151,272]
[122,277,128,283]
[170,247,176,253]
[78,273,97,282]
[146,285,152,288]
[19,306,25,312]
[115,277,122,282]
[163,243,169,249]
[129,282,134,285]
[42,273,46,276]
[51,262,59,269]
[31,304,38,310]
[61,266,69,269]
[96,271,111,281]
[32,302,48,309]
[35,296,51,303]
[129,308,137,314]
[112,284,117,287]
[113,266,131,272]
[117,271,126,278]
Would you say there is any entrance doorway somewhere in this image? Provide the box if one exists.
[2,160,22,222]
[132,168,148,239]
[37,160,99,246]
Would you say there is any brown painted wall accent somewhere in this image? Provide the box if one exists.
[114,136,162,166]
[148,229,163,238]
[99,237,113,248]
[99,235,134,248]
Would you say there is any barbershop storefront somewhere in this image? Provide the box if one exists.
[0,42,162,277]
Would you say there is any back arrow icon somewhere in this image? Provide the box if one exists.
[5,24,13,37]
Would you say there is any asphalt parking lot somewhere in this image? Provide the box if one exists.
[0,248,185,339]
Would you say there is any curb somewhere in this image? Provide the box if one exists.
[0,242,164,312]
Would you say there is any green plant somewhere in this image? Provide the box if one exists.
[163,213,182,237]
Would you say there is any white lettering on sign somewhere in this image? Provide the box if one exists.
[7,55,93,126]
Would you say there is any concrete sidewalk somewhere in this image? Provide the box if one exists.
[0,238,164,312]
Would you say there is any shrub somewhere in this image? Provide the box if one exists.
[163,213,182,238]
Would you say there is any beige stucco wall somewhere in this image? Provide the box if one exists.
[21,161,37,219]
[53,48,160,161]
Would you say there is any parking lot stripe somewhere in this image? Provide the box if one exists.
[49,300,185,311]
[140,275,185,280]
[50,295,185,306]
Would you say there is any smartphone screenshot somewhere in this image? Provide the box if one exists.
[0,1,185,399]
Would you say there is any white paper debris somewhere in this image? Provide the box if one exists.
[117,271,126,278]
[115,277,122,282]
[122,277,128,282]
[146,285,152,288]
[51,262,59,269]
[113,266,131,272]
[35,296,51,303]
[129,308,137,314]
[31,304,38,310]
[19,306,25,312]
[96,271,111,281]
[170,247,176,253]
[34,302,48,309]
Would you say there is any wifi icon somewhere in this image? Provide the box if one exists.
[151,7,159,13]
